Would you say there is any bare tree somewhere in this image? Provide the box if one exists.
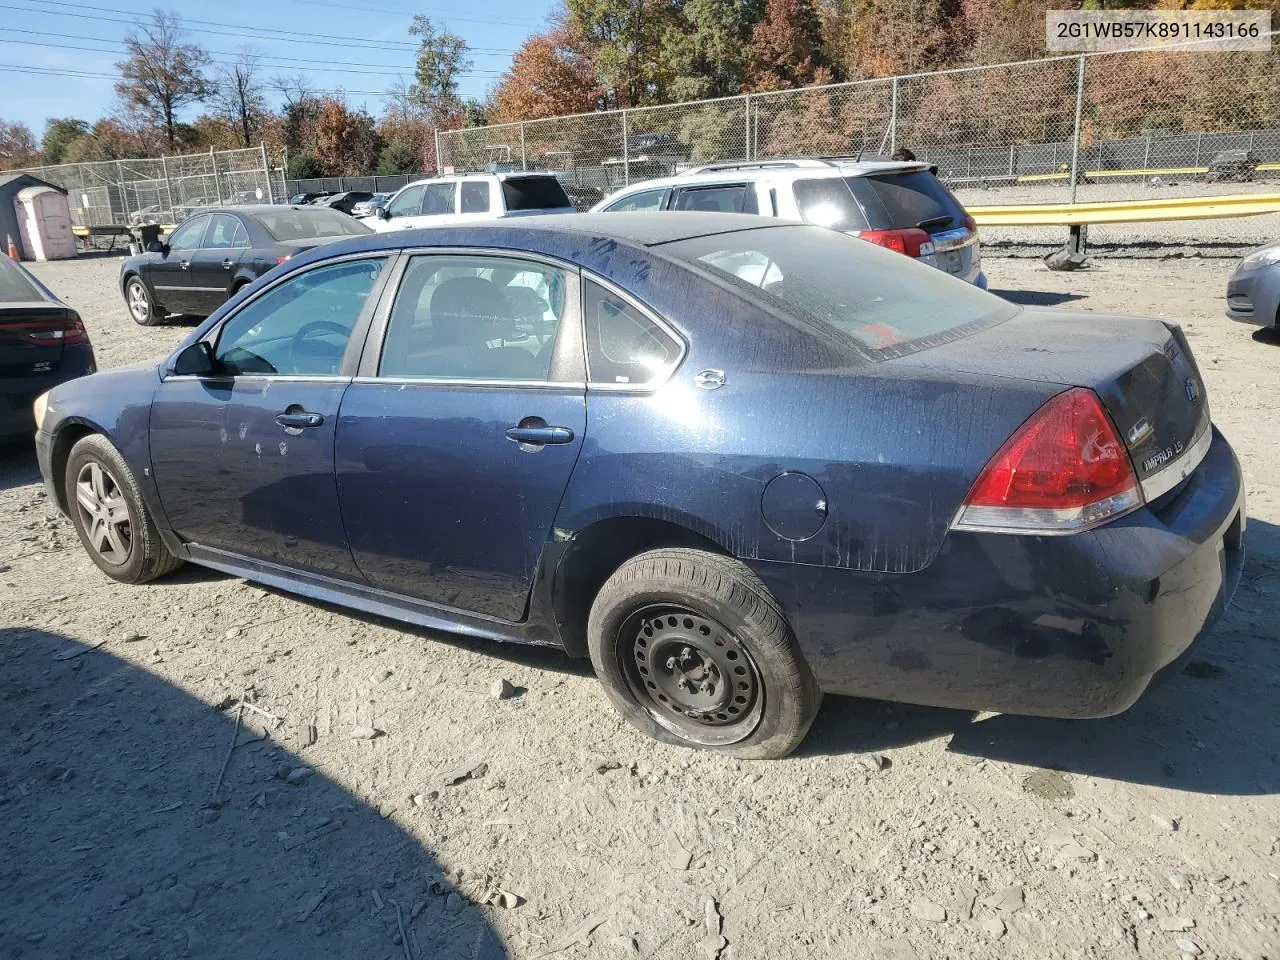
[114,10,211,151]
[215,50,267,148]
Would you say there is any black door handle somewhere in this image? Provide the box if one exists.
[179,260,190,270]
[276,411,324,429]
[505,424,574,445]
[221,258,233,269]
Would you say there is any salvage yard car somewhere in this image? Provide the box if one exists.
[34,213,1243,758]
[1,255,95,439]
[1226,238,1280,330]
[120,205,372,325]
[372,172,576,231]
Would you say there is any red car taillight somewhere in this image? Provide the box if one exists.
[856,227,934,258]
[276,255,292,265]
[964,214,977,234]
[19,317,89,346]
[952,388,1142,534]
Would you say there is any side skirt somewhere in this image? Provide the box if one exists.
[185,544,561,649]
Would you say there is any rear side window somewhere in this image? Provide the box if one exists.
[204,214,249,249]
[0,258,43,302]
[460,181,491,214]
[668,225,1013,356]
[792,179,869,230]
[846,172,966,232]
[605,188,668,212]
[672,184,758,214]
[422,182,456,215]
[583,279,683,386]
[501,176,572,211]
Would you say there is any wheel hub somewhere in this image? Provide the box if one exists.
[74,461,132,565]
[626,608,760,730]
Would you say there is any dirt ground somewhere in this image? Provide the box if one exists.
[2,252,1278,960]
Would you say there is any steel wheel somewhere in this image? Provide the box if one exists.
[619,604,764,746]
[74,460,133,566]
[127,279,151,323]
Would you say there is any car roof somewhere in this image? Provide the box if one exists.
[188,204,338,217]
[398,171,563,189]
[603,157,933,194]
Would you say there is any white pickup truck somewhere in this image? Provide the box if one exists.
[371,172,576,231]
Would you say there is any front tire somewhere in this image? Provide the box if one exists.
[587,548,821,759]
[64,434,183,583]
[125,276,163,326]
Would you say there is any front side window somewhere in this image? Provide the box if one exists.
[167,216,208,251]
[672,184,757,214]
[460,181,491,214]
[605,188,667,213]
[668,225,1014,355]
[388,185,425,217]
[204,214,249,250]
[379,255,568,381]
[421,182,457,216]
[583,280,682,386]
[214,258,386,376]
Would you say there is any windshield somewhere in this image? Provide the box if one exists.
[256,208,373,241]
[665,225,1014,356]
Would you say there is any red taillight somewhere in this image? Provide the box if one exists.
[953,388,1142,534]
[276,255,292,265]
[856,227,934,258]
[964,214,977,234]
[18,318,88,346]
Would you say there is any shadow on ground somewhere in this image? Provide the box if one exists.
[0,627,508,959]
[1251,327,1280,347]
[992,288,1086,307]
[0,440,41,493]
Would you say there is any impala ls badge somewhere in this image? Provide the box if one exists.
[1185,378,1200,402]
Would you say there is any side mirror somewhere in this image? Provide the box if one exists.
[376,206,391,220]
[146,240,167,254]
[171,340,217,377]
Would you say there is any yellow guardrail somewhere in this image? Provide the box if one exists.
[1014,164,1280,183]
[968,192,1280,227]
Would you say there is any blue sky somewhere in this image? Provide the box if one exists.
[2,0,558,136]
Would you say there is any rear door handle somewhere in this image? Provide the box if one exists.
[179,260,190,270]
[221,258,233,269]
[505,424,574,445]
[275,411,324,429]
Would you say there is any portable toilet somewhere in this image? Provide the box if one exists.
[14,185,77,261]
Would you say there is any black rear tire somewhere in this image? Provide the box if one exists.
[587,548,821,759]
[64,434,183,584]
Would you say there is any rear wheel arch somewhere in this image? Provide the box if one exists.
[551,516,730,658]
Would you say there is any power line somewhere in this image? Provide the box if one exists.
[0,61,400,96]
[0,37,509,77]
[168,0,546,29]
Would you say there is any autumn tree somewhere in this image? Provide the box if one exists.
[213,50,268,148]
[114,10,211,151]
[491,26,602,124]
[313,99,382,176]
[746,0,833,91]
[0,121,39,170]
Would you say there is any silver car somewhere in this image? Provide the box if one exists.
[1226,240,1280,329]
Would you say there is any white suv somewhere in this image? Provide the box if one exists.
[592,157,985,287]
[373,172,576,232]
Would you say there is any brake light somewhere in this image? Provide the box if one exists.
[856,227,934,258]
[964,215,977,234]
[17,318,88,346]
[952,388,1142,535]
[276,255,292,265]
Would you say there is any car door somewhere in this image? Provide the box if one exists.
[148,215,209,315]
[186,213,249,316]
[149,254,393,579]
[335,251,586,621]
[405,181,458,229]
[382,184,425,230]
[669,183,760,214]
[457,179,494,222]
[602,187,671,212]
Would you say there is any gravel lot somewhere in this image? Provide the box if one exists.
[2,252,1278,960]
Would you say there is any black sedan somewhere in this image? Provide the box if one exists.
[0,255,94,439]
[119,205,372,325]
[36,214,1242,758]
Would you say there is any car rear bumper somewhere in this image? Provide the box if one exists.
[1226,265,1278,327]
[748,427,1244,718]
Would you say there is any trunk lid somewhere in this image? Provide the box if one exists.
[890,308,1210,494]
[0,304,79,379]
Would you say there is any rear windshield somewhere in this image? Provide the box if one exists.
[846,172,966,233]
[666,225,1014,356]
[501,176,571,211]
[0,257,44,303]
[256,208,373,241]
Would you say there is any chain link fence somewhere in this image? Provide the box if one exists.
[440,45,1280,212]
[14,145,277,228]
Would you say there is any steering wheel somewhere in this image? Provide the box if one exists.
[288,320,349,372]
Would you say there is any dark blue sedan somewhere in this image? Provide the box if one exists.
[33,214,1244,758]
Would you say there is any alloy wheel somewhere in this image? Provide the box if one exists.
[620,605,764,746]
[74,460,133,565]
[127,281,150,322]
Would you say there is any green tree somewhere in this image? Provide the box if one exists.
[114,10,212,151]
[408,15,472,117]
[376,140,419,175]
[285,149,321,179]
[662,0,764,101]
[566,0,673,106]
[41,118,90,165]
